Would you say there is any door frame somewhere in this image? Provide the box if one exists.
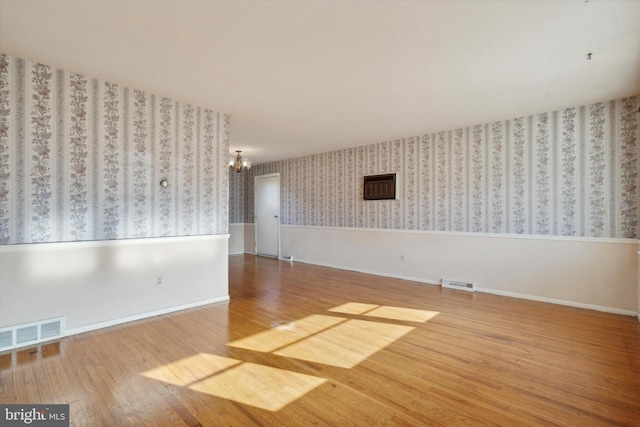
[254,173,280,257]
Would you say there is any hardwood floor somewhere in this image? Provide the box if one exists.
[1,254,639,426]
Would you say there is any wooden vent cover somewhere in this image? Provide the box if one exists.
[363,173,396,200]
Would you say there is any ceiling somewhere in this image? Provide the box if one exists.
[1,1,639,165]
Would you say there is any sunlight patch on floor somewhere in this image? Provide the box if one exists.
[189,361,326,411]
[328,302,440,323]
[328,302,378,315]
[275,319,414,369]
[142,353,241,386]
[228,314,346,353]
[365,306,439,322]
[143,353,325,412]
[142,302,433,411]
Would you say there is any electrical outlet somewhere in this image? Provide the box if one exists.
[156,275,163,287]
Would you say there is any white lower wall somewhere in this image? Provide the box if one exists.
[229,224,245,254]
[281,225,638,315]
[244,223,255,254]
[229,223,255,255]
[0,235,230,334]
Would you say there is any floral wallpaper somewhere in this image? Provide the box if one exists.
[0,53,229,245]
[229,167,249,225]
[236,95,640,239]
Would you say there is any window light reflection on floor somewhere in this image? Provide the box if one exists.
[142,353,326,411]
[142,353,241,387]
[274,318,414,368]
[228,314,347,353]
[189,361,326,411]
[141,303,438,412]
[229,303,438,369]
[328,302,440,322]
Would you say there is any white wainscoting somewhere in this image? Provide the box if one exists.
[0,235,230,334]
[229,224,246,255]
[244,224,256,254]
[229,223,256,255]
[281,225,638,316]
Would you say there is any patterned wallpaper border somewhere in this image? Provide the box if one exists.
[231,95,640,239]
[0,53,229,245]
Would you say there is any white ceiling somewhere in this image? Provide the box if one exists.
[1,1,639,164]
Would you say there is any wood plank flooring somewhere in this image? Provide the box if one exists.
[1,254,639,426]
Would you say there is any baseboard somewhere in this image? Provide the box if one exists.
[65,295,230,337]
[290,257,637,317]
[292,257,441,286]
[476,288,637,317]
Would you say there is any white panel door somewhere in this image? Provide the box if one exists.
[255,174,280,257]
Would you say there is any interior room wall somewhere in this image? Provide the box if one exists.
[237,95,640,314]
[229,169,252,254]
[281,225,637,314]
[0,235,230,333]
[229,167,248,226]
[0,53,230,332]
[228,223,245,254]
[249,96,640,239]
[0,54,229,244]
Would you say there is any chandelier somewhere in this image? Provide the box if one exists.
[229,150,251,173]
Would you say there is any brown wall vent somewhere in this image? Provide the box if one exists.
[363,173,397,200]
